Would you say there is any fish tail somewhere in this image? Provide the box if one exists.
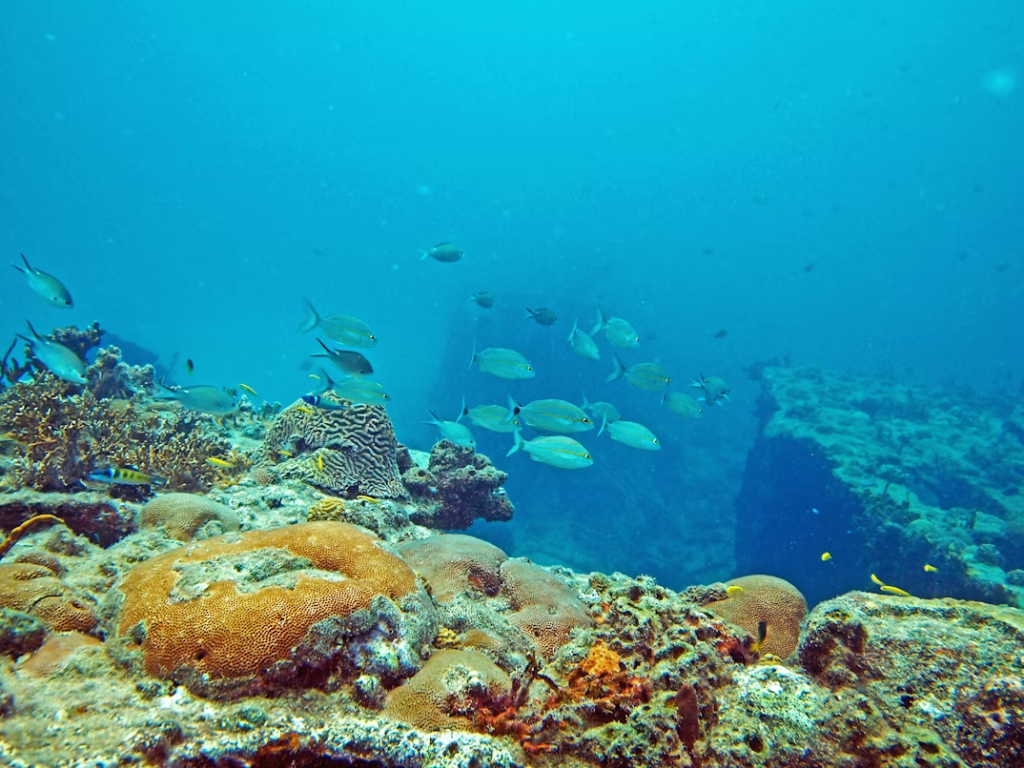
[298,300,319,333]
[425,409,442,427]
[507,428,524,457]
[568,316,578,343]
[590,306,606,335]
[468,340,477,372]
[418,249,429,261]
[314,367,334,395]
[24,320,40,340]
[503,394,521,423]
[316,338,333,355]
[523,309,536,320]
[457,395,466,423]
[580,391,592,410]
[10,260,25,275]
[606,355,626,383]
[660,392,668,407]
[598,413,608,436]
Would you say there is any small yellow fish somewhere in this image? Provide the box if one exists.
[726,585,744,596]
[238,383,258,396]
[870,574,886,587]
[309,373,321,380]
[277,449,294,459]
[296,406,314,415]
[206,457,234,468]
[821,552,832,562]
[356,495,380,504]
[316,454,324,472]
[880,585,912,597]
[924,564,938,573]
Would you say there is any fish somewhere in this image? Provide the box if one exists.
[469,291,495,308]
[591,307,640,349]
[607,356,670,392]
[598,416,661,451]
[821,552,832,562]
[311,339,374,376]
[524,307,557,326]
[880,585,912,597]
[462,403,521,433]
[153,383,236,415]
[426,402,476,449]
[18,322,87,384]
[238,383,258,396]
[186,359,194,375]
[316,454,325,472]
[726,585,744,596]
[691,374,730,405]
[662,392,703,419]
[870,574,886,587]
[752,620,768,653]
[301,394,347,411]
[420,242,463,262]
[567,317,600,361]
[509,396,594,433]
[469,344,535,380]
[356,495,380,504]
[312,367,389,406]
[924,564,939,573]
[87,467,166,486]
[295,406,315,415]
[298,301,377,348]
[11,254,73,308]
[580,394,621,425]
[712,329,729,340]
[507,429,593,470]
[205,457,235,468]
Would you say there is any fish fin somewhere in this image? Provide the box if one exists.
[524,309,537,320]
[10,262,25,275]
[314,367,334,395]
[419,249,429,261]
[503,394,522,423]
[660,392,667,406]
[690,378,703,389]
[598,413,608,436]
[580,392,592,411]
[590,306,606,335]
[24,321,41,341]
[468,340,477,372]
[507,428,524,457]
[425,409,442,427]
[316,338,334,355]
[568,316,579,343]
[457,395,466,423]
[606,355,626,383]
[298,300,319,333]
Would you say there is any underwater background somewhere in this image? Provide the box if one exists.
[2,1,1021,599]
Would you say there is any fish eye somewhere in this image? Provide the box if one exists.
[584,453,592,459]
[653,439,660,444]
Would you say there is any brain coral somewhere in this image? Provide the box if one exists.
[0,562,97,634]
[139,493,240,541]
[396,535,507,602]
[499,559,593,658]
[106,521,435,699]
[383,649,512,731]
[706,574,808,658]
[255,401,408,499]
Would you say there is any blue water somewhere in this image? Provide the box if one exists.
[2,3,1022,589]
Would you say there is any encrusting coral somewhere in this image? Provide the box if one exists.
[706,574,808,658]
[0,562,97,634]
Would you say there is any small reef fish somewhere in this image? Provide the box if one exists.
[154,383,236,415]
[870,573,886,587]
[18,322,87,384]
[692,374,730,405]
[356,495,380,504]
[302,394,347,411]
[238,383,257,396]
[524,307,557,326]
[662,391,703,418]
[924,564,938,573]
[11,253,73,308]
[880,585,912,597]
[313,367,389,407]
[726,585,744,596]
[469,292,495,308]
[598,416,661,451]
[462,403,521,433]
[420,242,463,262]
[567,317,600,361]
[206,457,235,468]
[426,404,476,449]
[87,467,166,486]
[295,406,315,415]
[509,396,594,434]
[607,356,670,392]
[469,344,535,380]
[507,429,593,470]
[186,359,194,375]
[299,301,377,348]
[312,339,374,376]
[821,552,832,562]
[591,307,640,349]
[581,394,621,425]
[751,620,769,653]
[712,329,729,340]
[316,454,325,472]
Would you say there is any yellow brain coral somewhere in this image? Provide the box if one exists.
[0,562,97,634]
[396,534,507,602]
[706,574,808,658]
[139,492,240,541]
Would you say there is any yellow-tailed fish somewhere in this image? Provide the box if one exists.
[11,253,73,308]
[87,467,166,486]
[726,585,744,596]
[295,406,315,415]
[607,356,670,392]
[419,242,463,262]
[309,373,321,380]
[17,321,87,384]
[567,316,600,360]
[507,428,593,470]
[333,377,390,406]
[924,564,938,573]
[880,585,912,597]
[469,343,535,380]
[510,396,593,434]
[870,574,886,587]
[153,383,236,415]
[299,301,377,348]
[580,394,621,424]
[426,401,476,449]
[691,374,731,406]
[238,383,258,396]
[462,403,521,433]
[821,552,832,562]
[590,307,640,348]
[356,495,380,504]
[662,391,703,419]
[598,416,660,451]
[316,454,325,472]
[206,457,235,468]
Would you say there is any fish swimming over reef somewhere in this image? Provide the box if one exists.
[426,401,475,449]
[591,307,640,348]
[662,391,703,418]
[302,393,347,411]
[11,254,73,308]
[599,416,660,451]
[298,301,377,348]
[607,356,670,392]
[87,467,166,486]
[580,394,620,425]
[18,321,86,384]
[462,403,521,433]
[567,317,600,360]
[691,374,730,405]
[508,396,594,433]
[311,339,374,376]
[507,429,593,469]
[469,344,535,380]
[313,367,390,406]
[524,307,557,326]
[153,383,236,415]
[469,291,495,308]
[420,242,463,262]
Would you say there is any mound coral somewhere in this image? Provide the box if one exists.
[500,559,594,659]
[139,493,240,541]
[255,401,408,499]
[105,521,435,699]
[396,534,507,602]
[706,574,808,658]
[0,562,97,634]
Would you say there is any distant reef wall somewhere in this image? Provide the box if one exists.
[736,365,1024,609]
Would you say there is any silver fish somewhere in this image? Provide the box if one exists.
[692,374,730,406]
[524,307,557,326]
[312,367,389,407]
[463,403,521,433]
[154,383,236,415]
[420,242,463,262]
[580,394,620,424]
[509,396,594,433]
[568,317,600,360]
[607,356,670,392]
[426,400,475,448]
[591,307,639,349]
[18,322,86,384]
[507,429,593,469]
[662,391,703,419]
[311,339,374,376]
[11,254,73,308]
[599,416,660,451]
[299,301,377,348]
[470,344,535,380]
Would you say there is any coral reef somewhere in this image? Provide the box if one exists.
[404,441,515,530]
[738,364,1024,607]
[139,492,240,541]
[0,489,135,546]
[0,561,97,634]
[705,574,808,658]
[307,495,416,541]
[254,400,409,499]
